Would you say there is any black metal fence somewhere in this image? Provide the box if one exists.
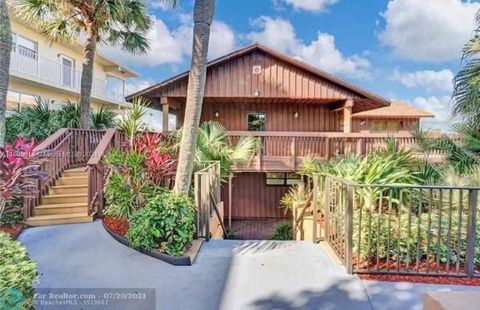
[312,174,480,278]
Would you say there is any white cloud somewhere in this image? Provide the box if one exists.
[149,0,175,10]
[379,0,480,63]
[125,79,154,95]
[411,96,452,130]
[101,16,236,67]
[276,0,338,12]
[246,16,371,79]
[392,69,454,93]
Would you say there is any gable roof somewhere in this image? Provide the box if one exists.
[126,43,390,110]
[352,101,434,119]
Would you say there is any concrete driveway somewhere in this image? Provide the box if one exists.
[19,221,480,310]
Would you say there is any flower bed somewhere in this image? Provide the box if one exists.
[102,218,203,266]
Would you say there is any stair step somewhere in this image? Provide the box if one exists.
[67,167,87,172]
[34,202,88,216]
[49,185,88,195]
[62,171,88,177]
[56,176,88,186]
[42,193,87,204]
[25,213,93,226]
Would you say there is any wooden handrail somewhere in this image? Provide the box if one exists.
[33,128,69,153]
[87,129,117,166]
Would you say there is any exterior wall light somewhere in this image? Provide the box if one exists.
[253,89,260,97]
[214,111,220,118]
[294,112,299,118]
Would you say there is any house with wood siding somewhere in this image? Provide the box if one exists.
[127,43,434,236]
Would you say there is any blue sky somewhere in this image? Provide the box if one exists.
[101,0,480,130]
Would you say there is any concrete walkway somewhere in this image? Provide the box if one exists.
[19,221,480,310]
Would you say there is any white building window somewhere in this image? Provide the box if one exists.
[13,33,37,60]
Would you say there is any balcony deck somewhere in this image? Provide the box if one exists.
[229,131,445,172]
[9,46,125,105]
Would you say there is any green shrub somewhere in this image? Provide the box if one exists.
[271,222,293,240]
[0,233,38,310]
[127,192,196,256]
[0,199,23,226]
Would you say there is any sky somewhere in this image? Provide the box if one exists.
[101,0,480,131]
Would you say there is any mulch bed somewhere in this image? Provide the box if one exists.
[359,274,480,286]
[0,224,24,239]
[356,257,480,286]
[103,216,129,236]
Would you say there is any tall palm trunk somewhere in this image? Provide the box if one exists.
[79,30,97,129]
[174,0,215,195]
[0,0,12,146]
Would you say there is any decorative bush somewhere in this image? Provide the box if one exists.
[127,192,196,256]
[0,199,23,227]
[0,233,38,310]
[271,222,293,240]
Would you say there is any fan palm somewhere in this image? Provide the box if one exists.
[57,101,81,128]
[18,0,161,128]
[453,10,480,126]
[174,121,258,181]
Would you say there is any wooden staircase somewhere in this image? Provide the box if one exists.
[25,167,93,226]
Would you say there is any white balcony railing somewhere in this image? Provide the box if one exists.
[9,46,126,103]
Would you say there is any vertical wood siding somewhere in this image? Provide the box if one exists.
[177,102,341,132]
[352,118,419,132]
[221,173,291,219]
[158,50,352,100]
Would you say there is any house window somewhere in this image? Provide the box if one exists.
[266,173,301,186]
[247,112,266,131]
[106,76,125,101]
[13,33,37,60]
[370,120,400,132]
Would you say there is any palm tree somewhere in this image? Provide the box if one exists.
[174,0,216,195]
[0,0,12,146]
[453,10,480,126]
[19,0,157,129]
[173,121,258,181]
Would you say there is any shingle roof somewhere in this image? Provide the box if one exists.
[352,101,434,119]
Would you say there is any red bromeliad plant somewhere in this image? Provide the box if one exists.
[145,150,176,187]
[133,133,177,187]
[0,138,47,218]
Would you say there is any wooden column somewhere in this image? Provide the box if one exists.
[228,174,233,228]
[161,97,169,132]
[343,99,353,133]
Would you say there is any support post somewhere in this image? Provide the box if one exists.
[228,174,233,228]
[466,189,478,277]
[343,99,353,134]
[345,184,354,274]
[161,97,169,132]
[312,175,318,242]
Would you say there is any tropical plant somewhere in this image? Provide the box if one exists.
[174,121,257,180]
[19,0,155,128]
[127,192,196,256]
[174,0,216,195]
[7,98,60,141]
[452,10,480,127]
[90,106,116,130]
[0,138,46,218]
[57,101,81,128]
[0,232,38,310]
[0,199,23,226]
[271,222,293,240]
[118,97,150,148]
[0,0,12,146]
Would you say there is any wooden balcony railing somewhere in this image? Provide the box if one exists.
[228,131,444,172]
